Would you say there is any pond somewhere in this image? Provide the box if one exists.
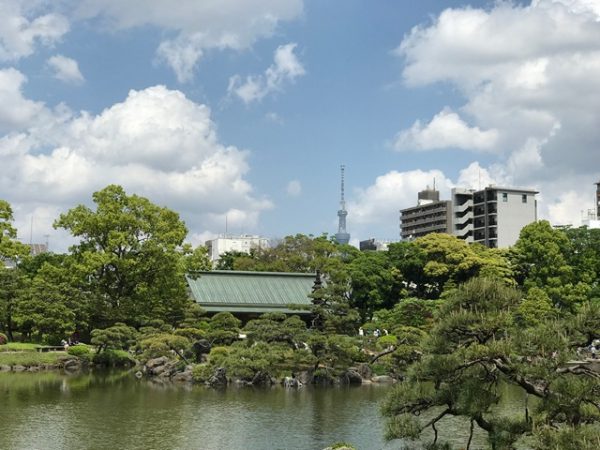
[0,371,396,450]
[0,371,531,449]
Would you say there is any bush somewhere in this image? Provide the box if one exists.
[192,364,214,383]
[376,334,398,351]
[0,333,7,345]
[174,328,206,340]
[67,345,93,363]
[92,349,135,367]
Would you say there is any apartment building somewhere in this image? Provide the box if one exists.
[401,185,538,248]
[400,188,452,240]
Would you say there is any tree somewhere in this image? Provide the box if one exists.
[91,323,138,353]
[243,313,307,346]
[382,277,600,449]
[511,221,587,311]
[388,234,513,300]
[346,250,405,319]
[54,185,190,327]
[180,244,212,274]
[0,268,29,341]
[0,200,30,261]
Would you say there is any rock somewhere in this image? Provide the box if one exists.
[171,370,193,383]
[283,377,302,388]
[27,366,40,372]
[64,359,81,371]
[135,371,143,379]
[371,375,394,384]
[0,364,11,372]
[208,367,228,387]
[296,370,312,385]
[12,365,26,372]
[355,363,372,380]
[251,371,273,386]
[340,370,363,385]
[146,356,170,369]
[192,339,211,361]
[312,371,335,386]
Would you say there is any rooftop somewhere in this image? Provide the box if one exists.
[186,270,316,314]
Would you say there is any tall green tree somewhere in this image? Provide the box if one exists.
[511,221,588,310]
[54,185,190,327]
[382,277,600,449]
[0,199,30,261]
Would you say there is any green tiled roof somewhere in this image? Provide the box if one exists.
[186,271,315,314]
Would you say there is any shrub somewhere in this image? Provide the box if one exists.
[67,345,93,363]
[174,328,206,340]
[207,346,230,366]
[92,349,135,367]
[192,364,214,383]
[376,334,398,351]
[0,333,7,345]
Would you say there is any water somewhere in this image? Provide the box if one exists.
[0,371,396,450]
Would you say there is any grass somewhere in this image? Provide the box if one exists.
[0,351,67,366]
[0,343,41,352]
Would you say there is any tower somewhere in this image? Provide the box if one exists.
[335,165,350,245]
[596,181,600,219]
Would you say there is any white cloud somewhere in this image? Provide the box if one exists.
[0,68,47,132]
[265,112,284,124]
[47,54,84,84]
[349,169,453,229]
[72,0,303,82]
[228,43,305,103]
[393,109,499,152]
[0,85,272,250]
[394,0,600,226]
[0,0,69,61]
[286,180,302,196]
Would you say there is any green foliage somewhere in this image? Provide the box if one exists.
[511,220,588,311]
[0,350,66,366]
[307,333,360,373]
[0,342,39,352]
[514,287,556,327]
[389,235,513,300]
[206,312,241,345]
[0,200,30,260]
[91,323,138,352]
[346,250,405,318]
[533,424,600,450]
[243,313,307,345]
[54,184,189,327]
[67,345,93,363]
[138,333,191,360]
[173,328,206,341]
[373,298,439,332]
[191,364,214,383]
[180,244,212,273]
[382,276,600,448]
[92,349,135,367]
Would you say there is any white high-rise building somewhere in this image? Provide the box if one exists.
[205,235,270,262]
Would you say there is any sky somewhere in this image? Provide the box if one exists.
[1,0,600,251]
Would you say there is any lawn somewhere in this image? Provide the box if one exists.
[0,343,41,352]
[0,350,67,366]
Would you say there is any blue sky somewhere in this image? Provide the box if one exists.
[1,0,599,250]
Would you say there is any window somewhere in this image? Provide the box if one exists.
[522,194,527,203]
[502,193,508,202]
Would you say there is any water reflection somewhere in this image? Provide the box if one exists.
[0,372,395,450]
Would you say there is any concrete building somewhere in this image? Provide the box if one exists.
[401,185,538,248]
[359,238,394,251]
[205,235,270,263]
[400,188,452,240]
[470,186,538,248]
